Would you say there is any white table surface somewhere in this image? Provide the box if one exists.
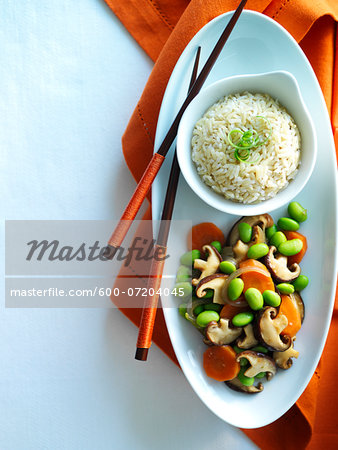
[0,1,257,448]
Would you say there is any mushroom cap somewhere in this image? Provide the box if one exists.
[236,324,258,349]
[232,240,249,264]
[264,246,301,283]
[192,245,222,286]
[225,377,263,394]
[230,222,270,264]
[227,214,273,247]
[236,350,277,380]
[251,225,266,246]
[273,338,299,369]
[254,306,292,352]
[195,273,228,304]
[221,246,238,268]
[205,318,242,346]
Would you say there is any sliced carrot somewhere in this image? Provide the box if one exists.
[239,259,275,293]
[279,294,302,337]
[203,345,240,382]
[239,259,269,272]
[187,222,225,254]
[284,231,307,265]
[220,302,249,320]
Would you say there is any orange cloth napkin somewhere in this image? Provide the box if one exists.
[105,0,338,448]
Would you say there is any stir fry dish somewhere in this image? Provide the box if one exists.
[175,201,309,393]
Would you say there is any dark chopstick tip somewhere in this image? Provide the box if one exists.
[135,347,149,361]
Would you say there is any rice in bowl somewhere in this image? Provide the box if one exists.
[191,92,301,204]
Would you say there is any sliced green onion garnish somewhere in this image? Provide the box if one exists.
[228,129,244,149]
[234,149,259,164]
[237,148,250,160]
[227,115,272,164]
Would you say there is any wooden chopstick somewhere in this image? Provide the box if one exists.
[135,47,201,361]
[107,0,248,251]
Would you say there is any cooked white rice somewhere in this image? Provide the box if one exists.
[191,92,301,204]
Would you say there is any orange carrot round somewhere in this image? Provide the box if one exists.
[279,294,302,337]
[187,222,225,253]
[203,345,240,381]
[239,259,275,293]
[240,259,269,272]
[220,303,249,320]
[284,231,307,265]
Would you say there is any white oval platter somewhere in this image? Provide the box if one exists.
[152,10,338,429]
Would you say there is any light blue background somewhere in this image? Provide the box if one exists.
[0,1,256,448]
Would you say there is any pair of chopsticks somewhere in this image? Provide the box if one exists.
[107,0,247,251]
[108,0,247,361]
[134,0,247,361]
[135,47,201,361]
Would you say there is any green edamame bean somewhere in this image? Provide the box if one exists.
[288,201,307,223]
[262,290,281,307]
[178,303,187,317]
[210,241,222,253]
[276,283,295,294]
[233,345,242,354]
[244,287,264,311]
[176,265,191,282]
[251,345,269,354]
[228,278,244,301]
[238,222,252,243]
[203,289,214,299]
[232,311,254,327]
[278,239,303,256]
[240,358,248,367]
[277,217,300,231]
[237,367,255,386]
[292,275,309,291]
[246,243,269,260]
[204,303,223,312]
[193,304,204,316]
[266,224,278,241]
[196,310,220,328]
[219,260,236,274]
[173,282,193,298]
[255,372,266,379]
[180,249,201,266]
[270,231,287,248]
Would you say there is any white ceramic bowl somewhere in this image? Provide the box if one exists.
[176,71,317,216]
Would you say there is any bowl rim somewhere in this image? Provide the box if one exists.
[176,70,317,216]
